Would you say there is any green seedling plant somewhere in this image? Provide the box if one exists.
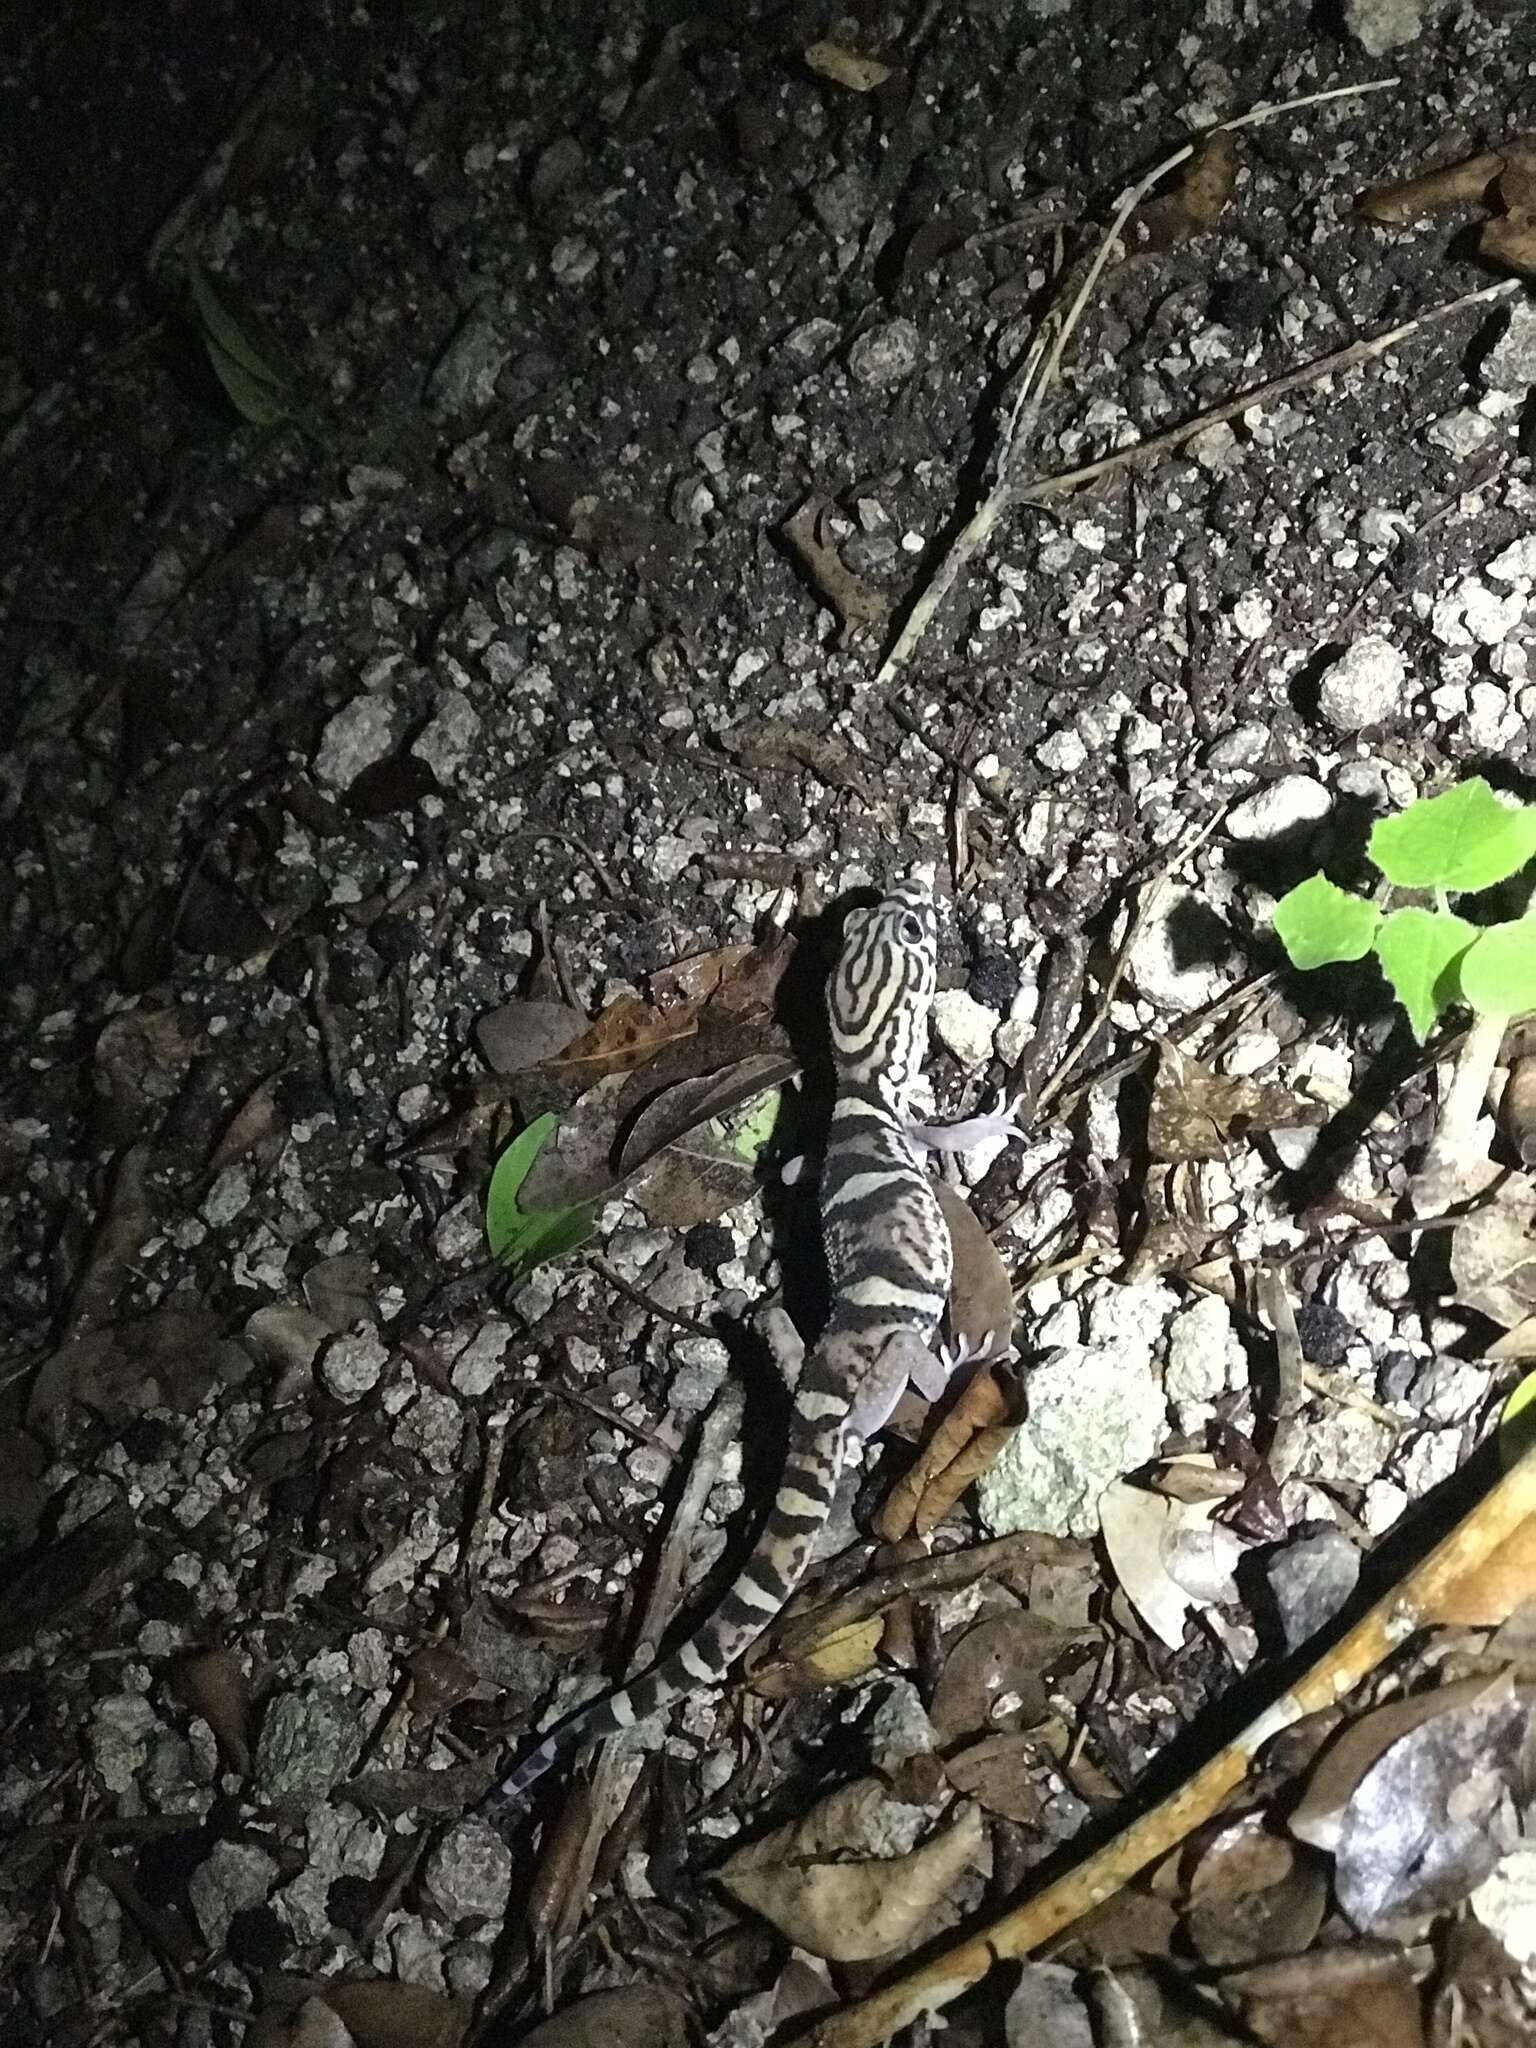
[1272,777,1536,1209]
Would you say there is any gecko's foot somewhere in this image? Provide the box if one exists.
[906,1114,1025,1154]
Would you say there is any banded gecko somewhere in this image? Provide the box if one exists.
[485,874,961,1816]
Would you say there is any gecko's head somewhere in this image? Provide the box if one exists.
[827,874,939,1103]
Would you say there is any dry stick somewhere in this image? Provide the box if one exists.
[803,1440,1536,2048]
[1021,277,1522,506]
[874,75,1400,689]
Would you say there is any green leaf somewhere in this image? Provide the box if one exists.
[485,1113,599,1277]
[1368,777,1536,893]
[1272,873,1381,970]
[1457,915,1536,1019]
[1372,908,1477,1041]
[186,258,295,426]
[717,1086,782,1165]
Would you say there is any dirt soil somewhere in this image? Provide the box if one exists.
[5,2,1536,2045]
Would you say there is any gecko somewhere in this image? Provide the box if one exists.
[482,874,960,1819]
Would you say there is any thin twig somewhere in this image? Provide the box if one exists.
[588,1254,713,1336]
[535,899,588,1017]
[873,75,1400,688]
[1020,278,1521,505]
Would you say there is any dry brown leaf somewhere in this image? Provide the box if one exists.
[509,1986,693,2048]
[1500,1055,1536,1164]
[1183,1817,1328,1969]
[406,1644,481,1718]
[874,1368,1014,1544]
[303,1253,376,1333]
[1450,1176,1536,1330]
[1481,207,1536,274]
[934,1181,1015,1363]
[728,720,871,798]
[618,1052,794,1177]
[1148,1039,1323,1164]
[928,1610,1072,1743]
[0,1502,146,1656]
[93,1006,202,1131]
[803,39,893,92]
[542,991,700,1081]
[720,1777,986,1960]
[316,1980,471,2048]
[1218,1945,1428,2048]
[27,1308,225,1443]
[1289,1673,1534,1928]
[646,931,794,1017]
[942,1730,1047,1825]
[781,496,890,643]
[1356,145,1506,225]
[173,1648,252,1775]
[474,997,586,1074]
[1140,131,1238,248]
[345,1760,496,1817]
[209,1072,286,1172]
[747,1613,885,1698]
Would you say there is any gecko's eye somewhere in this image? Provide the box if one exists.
[898,912,925,946]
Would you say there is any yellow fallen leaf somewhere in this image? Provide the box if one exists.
[804,40,893,92]
[747,1613,884,1697]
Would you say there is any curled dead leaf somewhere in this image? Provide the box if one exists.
[875,1367,1016,1544]
[720,1777,987,1960]
[1356,145,1506,226]
[781,496,890,644]
[1501,1056,1536,1163]
[1450,1176,1536,1330]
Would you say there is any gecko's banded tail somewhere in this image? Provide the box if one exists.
[482,1369,849,1823]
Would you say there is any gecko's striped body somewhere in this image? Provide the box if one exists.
[485,877,953,1818]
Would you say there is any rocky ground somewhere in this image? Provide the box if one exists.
[4,2,1536,2044]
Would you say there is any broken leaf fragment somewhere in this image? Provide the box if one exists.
[1147,1039,1324,1162]
[804,39,893,92]
[1139,130,1238,248]
[720,1776,986,1960]
[484,1114,598,1277]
